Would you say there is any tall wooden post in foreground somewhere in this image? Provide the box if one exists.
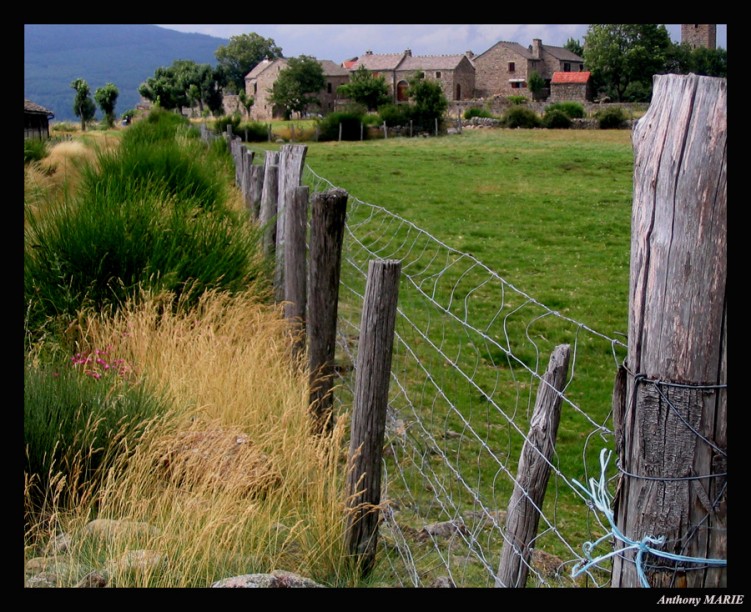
[345,259,401,577]
[612,74,726,588]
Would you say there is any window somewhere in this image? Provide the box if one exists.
[508,62,515,72]
[435,71,442,79]
[327,82,332,94]
[511,81,527,89]
[564,62,571,72]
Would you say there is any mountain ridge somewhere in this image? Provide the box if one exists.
[24,24,229,122]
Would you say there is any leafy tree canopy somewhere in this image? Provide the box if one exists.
[406,73,448,130]
[139,60,225,115]
[71,78,96,130]
[269,56,325,120]
[564,37,584,57]
[94,83,119,127]
[337,65,390,111]
[215,33,283,93]
[584,24,672,102]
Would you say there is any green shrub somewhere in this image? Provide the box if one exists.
[507,95,527,105]
[24,138,48,164]
[238,120,270,142]
[316,110,367,141]
[545,101,585,119]
[24,351,170,504]
[213,113,242,136]
[503,106,542,129]
[464,107,493,120]
[24,109,271,337]
[543,109,572,129]
[378,103,410,127]
[596,106,628,129]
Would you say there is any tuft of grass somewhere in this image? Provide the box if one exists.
[24,289,358,588]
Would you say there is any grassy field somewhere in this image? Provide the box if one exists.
[245,127,635,586]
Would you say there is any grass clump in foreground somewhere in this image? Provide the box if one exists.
[24,290,361,588]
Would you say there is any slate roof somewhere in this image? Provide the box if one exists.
[551,71,591,84]
[318,59,350,77]
[473,41,536,62]
[246,58,349,80]
[24,99,54,116]
[541,45,584,62]
[398,54,471,71]
[350,52,406,71]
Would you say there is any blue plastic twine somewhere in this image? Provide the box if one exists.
[571,449,726,588]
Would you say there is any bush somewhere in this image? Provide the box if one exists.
[464,107,493,120]
[24,351,169,505]
[545,101,585,119]
[596,106,628,129]
[24,108,271,336]
[24,138,48,164]
[507,95,527,105]
[316,110,366,141]
[238,120,269,142]
[213,113,242,136]
[503,106,542,129]
[543,109,572,129]
[378,103,410,127]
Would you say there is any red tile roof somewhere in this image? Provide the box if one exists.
[551,71,591,84]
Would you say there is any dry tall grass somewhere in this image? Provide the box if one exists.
[25,289,357,587]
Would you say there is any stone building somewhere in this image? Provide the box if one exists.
[24,99,54,140]
[549,71,593,103]
[395,53,476,102]
[347,49,476,103]
[244,57,350,121]
[681,24,717,49]
[472,38,584,100]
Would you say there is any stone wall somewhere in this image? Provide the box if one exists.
[473,46,541,99]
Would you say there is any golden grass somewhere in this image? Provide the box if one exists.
[25,289,359,587]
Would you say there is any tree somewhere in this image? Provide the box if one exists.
[71,78,96,131]
[215,33,283,93]
[406,73,448,131]
[665,43,727,78]
[583,24,672,101]
[94,83,119,128]
[238,91,255,117]
[337,65,390,111]
[269,56,325,120]
[527,70,546,101]
[139,66,186,111]
[564,37,584,58]
[139,60,225,115]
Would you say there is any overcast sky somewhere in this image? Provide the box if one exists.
[156,24,727,63]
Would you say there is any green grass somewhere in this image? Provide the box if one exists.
[245,128,633,586]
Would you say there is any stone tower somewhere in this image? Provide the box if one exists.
[681,24,717,49]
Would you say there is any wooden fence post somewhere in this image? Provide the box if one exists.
[275,144,308,301]
[307,188,348,434]
[345,259,401,577]
[284,185,309,359]
[612,74,727,588]
[496,344,571,588]
[259,151,279,259]
[249,163,263,221]
[241,148,254,215]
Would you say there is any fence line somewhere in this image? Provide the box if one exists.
[301,163,628,587]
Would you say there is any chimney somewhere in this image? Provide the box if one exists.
[530,39,541,59]
[465,50,475,59]
[365,50,373,55]
[404,49,412,57]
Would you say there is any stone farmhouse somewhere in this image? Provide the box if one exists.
[472,38,585,99]
[549,71,593,103]
[348,49,476,103]
[244,57,350,121]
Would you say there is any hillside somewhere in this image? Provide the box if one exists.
[24,24,228,123]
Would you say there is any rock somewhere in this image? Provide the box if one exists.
[76,570,109,588]
[108,549,166,575]
[417,520,468,541]
[25,571,59,588]
[44,532,73,556]
[211,570,324,588]
[85,518,160,540]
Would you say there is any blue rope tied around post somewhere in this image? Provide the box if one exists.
[571,449,727,588]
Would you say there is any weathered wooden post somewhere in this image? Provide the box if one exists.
[275,144,308,302]
[345,259,401,577]
[496,344,571,588]
[284,185,309,359]
[241,148,255,215]
[259,151,279,259]
[249,163,264,221]
[612,74,727,588]
[307,188,348,435]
